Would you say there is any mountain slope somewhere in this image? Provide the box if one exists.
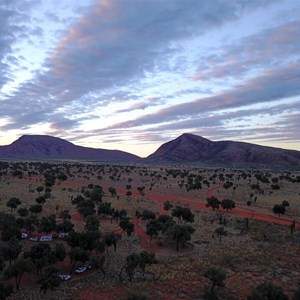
[146,133,300,167]
[0,135,140,161]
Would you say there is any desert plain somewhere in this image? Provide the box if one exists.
[0,161,299,300]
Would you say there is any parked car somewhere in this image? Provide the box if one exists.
[58,233,67,239]
[59,274,71,281]
[39,235,52,242]
[21,232,28,239]
[75,266,87,274]
[29,236,38,242]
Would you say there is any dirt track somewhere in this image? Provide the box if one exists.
[100,184,299,255]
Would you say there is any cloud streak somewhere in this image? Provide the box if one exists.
[108,62,300,129]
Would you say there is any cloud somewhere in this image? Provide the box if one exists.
[98,100,299,147]
[114,98,164,113]
[108,62,300,129]
[0,0,23,88]
[1,0,271,129]
[192,19,300,81]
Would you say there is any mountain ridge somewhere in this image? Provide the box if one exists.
[0,135,140,161]
[146,133,300,167]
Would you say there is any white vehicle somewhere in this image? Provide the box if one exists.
[58,233,67,239]
[29,236,38,242]
[39,235,52,242]
[21,232,28,239]
[75,266,87,274]
[59,274,71,281]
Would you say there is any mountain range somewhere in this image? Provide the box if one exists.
[0,135,139,162]
[146,133,300,167]
[0,133,300,167]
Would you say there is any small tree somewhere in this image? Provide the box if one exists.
[37,265,61,295]
[281,200,289,208]
[119,251,157,282]
[69,247,90,273]
[214,226,227,243]
[29,204,43,215]
[163,200,173,212]
[0,237,23,265]
[4,257,34,290]
[57,219,74,234]
[157,215,175,234]
[90,187,103,207]
[126,222,135,237]
[204,267,226,295]
[97,202,112,217]
[67,231,99,251]
[6,198,21,213]
[141,210,156,223]
[24,215,38,235]
[108,187,117,197]
[119,218,134,236]
[165,224,195,251]
[247,282,288,300]
[77,200,95,219]
[146,219,161,241]
[35,196,46,205]
[181,207,194,223]
[221,199,235,212]
[206,196,220,210]
[139,251,157,277]
[17,207,29,218]
[273,204,286,217]
[36,186,44,194]
[85,215,99,231]
[105,233,120,252]
[54,243,66,262]
[1,226,21,242]
[27,242,55,275]
[39,215,56,235]
[171,206,183,223]
[171,206,194,224]
[137,186,145,197]
[124,253,140,282]
[91,255,106,277]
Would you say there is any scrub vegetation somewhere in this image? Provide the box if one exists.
[0,161,299,299]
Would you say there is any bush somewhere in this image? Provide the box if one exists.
[248,282,287,300]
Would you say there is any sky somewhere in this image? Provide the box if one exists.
[0,0,300,157]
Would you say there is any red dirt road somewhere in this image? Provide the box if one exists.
[205,185,300,228]
[109,184,300,255]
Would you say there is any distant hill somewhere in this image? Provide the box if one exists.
[146,133,300,167]
[0,135,140,161]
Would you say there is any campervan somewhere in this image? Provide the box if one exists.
[39,235,52,242]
